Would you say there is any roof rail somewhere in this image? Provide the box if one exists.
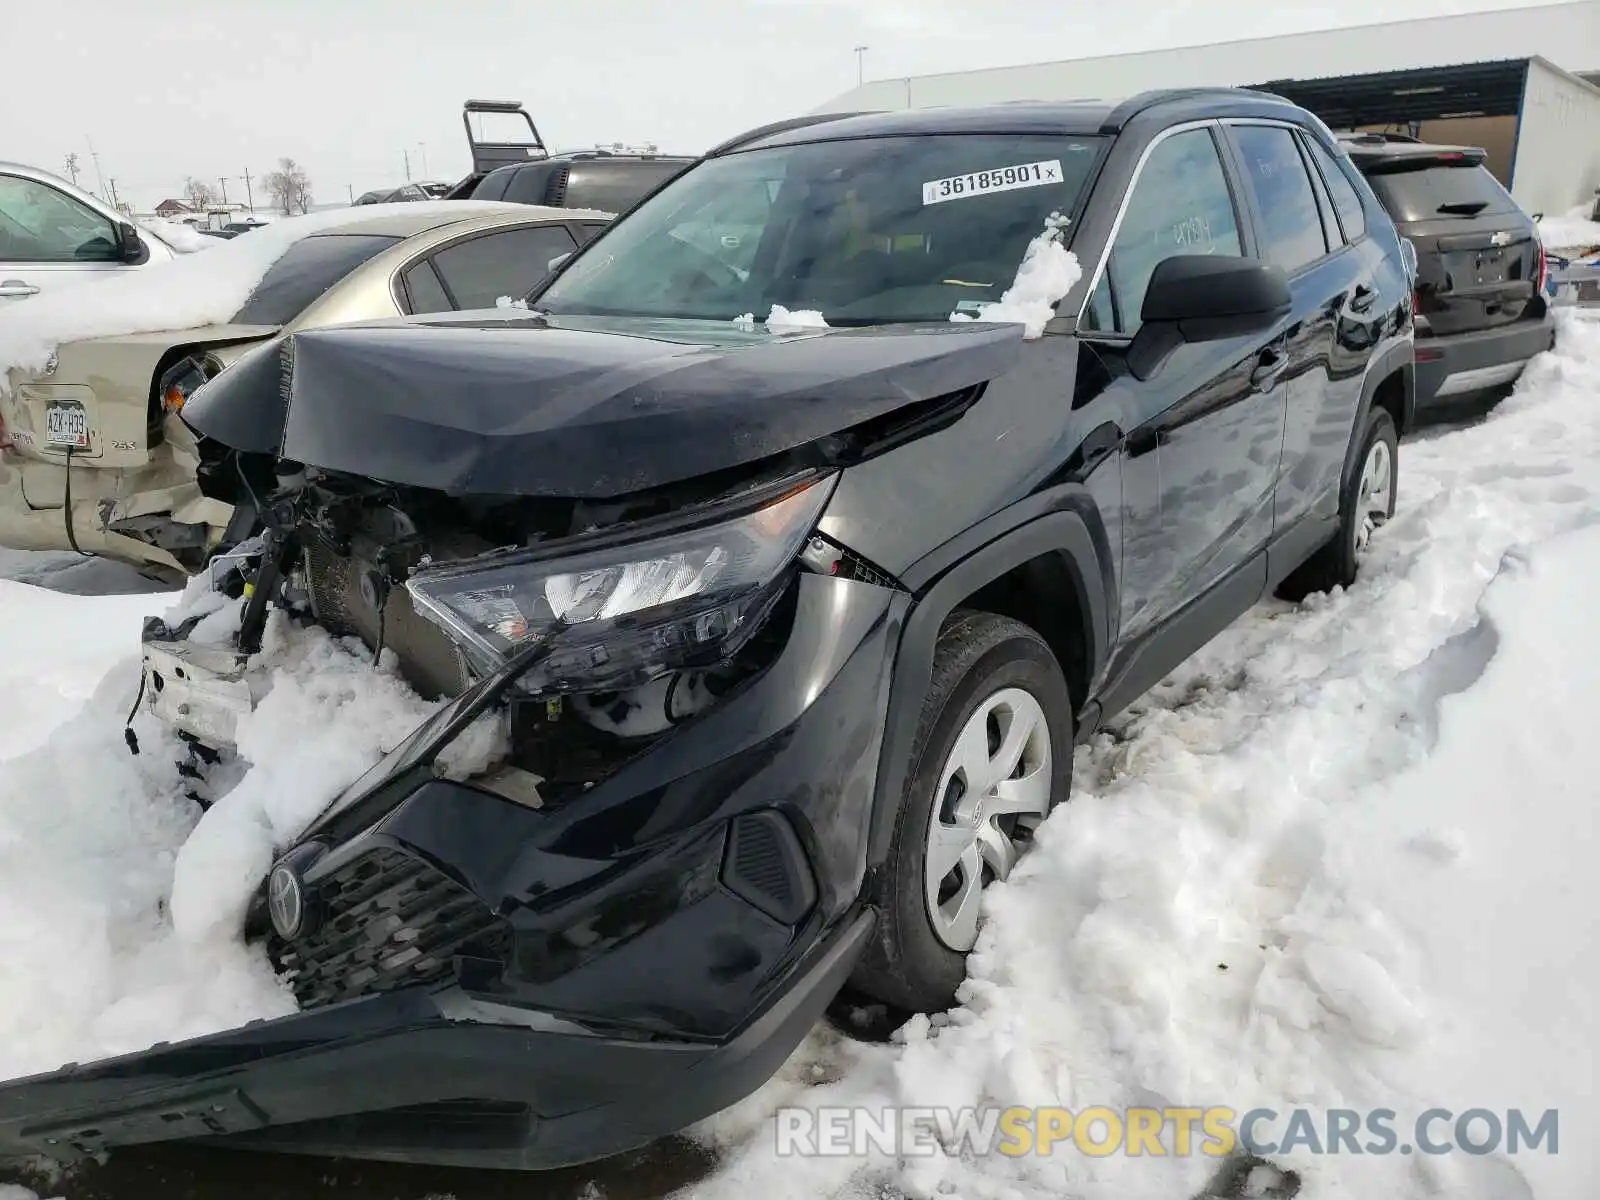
[707,112,874,156]
[1099,86,1290,132]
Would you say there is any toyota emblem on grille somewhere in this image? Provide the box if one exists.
[268,863,306,939]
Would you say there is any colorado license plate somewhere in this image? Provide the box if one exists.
[44,401,90,449]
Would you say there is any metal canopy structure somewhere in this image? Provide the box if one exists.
[1251,60,1533,128]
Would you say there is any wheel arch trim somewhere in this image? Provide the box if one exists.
[865,505,1110,871]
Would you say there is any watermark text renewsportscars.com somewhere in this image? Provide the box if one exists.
[775,1106,1559,1159]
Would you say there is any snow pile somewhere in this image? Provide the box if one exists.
[734,305,831,332]
[1537,204,1600,255]
[138,218,220,254]
[950,213,1081,338]
[169,601,508,946]
[0,200,523,386]
[691,311,1600,1200]
[0,572,505,1082]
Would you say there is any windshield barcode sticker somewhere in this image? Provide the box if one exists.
[922,160,1064,205]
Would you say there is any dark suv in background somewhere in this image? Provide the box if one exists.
[0,88,1415,1172]
[1342,133,1553,411]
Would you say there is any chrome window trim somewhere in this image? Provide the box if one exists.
[1072,118,1227,333]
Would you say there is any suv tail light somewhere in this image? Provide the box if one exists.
[1534,242,1548,296]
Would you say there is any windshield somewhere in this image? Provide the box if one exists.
[231,233,403,325]
[1368,163,1519,223]
[536,133,1103,325]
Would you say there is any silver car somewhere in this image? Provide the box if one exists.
[0,162,185,302]
[0,203,609,578]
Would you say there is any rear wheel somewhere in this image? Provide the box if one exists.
[1278,406,1398,600]
[851,612,1073,1013]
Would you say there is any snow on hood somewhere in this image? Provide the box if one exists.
[138,217,222,254]
[0,199,522,391]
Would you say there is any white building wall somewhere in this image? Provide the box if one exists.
[1512,57,1600,215]
[816,1,1600,113]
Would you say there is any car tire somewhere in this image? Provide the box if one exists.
[850,611,1073,1014]
[1277,406,1399,600]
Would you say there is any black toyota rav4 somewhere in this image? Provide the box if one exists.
[0,89,1414,1170]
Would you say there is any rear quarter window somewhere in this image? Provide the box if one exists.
[1366,164,1519,224]
[231,233,403,325]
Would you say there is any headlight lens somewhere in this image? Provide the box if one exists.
[405,476,835,692]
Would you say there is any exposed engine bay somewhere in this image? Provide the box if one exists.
[138,448,834,806]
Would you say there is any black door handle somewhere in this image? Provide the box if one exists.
[1250,347,1287,392]
[1350,283,1377,314]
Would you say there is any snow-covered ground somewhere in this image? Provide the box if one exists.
[0,313,1597,1199]
[1538,205,1600,258]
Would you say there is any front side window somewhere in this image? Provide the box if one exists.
[1083,128,1243,336]
[1232,124,1328,273]
[0,175,119,264]
[231,233,402,324]
[536,133,1103,325]
[426,224,579,310]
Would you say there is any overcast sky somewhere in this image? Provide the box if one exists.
[4,0,1565,210]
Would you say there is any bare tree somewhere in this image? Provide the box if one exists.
[183,176,217,209]
[264,158,313,215]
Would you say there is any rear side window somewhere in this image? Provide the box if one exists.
[426,224,578,310]
[1305,139,1366,240]
[231,233,402,324]
[1083,128,1242,336]
[1365,163,1518,223]
[401,260,453,314]
[1232,124,1328,273]
[501,166,555,206]
[561,161,690,213]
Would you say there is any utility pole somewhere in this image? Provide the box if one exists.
[86,136,107,202]
[855,45,869,86]
[347,183,354,204]
[107,178,121,211]
[63,153,80,187]
[239,168,255,212]
[218,176,230,206]
[403,148,411,181]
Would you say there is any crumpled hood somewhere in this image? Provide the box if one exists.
[179,311,1023,498]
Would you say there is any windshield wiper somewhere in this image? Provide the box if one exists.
[1437,201,1490,215]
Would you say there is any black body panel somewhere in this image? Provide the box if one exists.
[181,315,1022,498]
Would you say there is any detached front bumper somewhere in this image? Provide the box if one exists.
[6,573,905,1168]
[0,912,874,1170]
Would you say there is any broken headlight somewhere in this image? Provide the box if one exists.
[405,476,835,692]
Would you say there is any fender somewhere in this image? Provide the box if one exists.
[1346,336,1414,488]
[864,500,1112,871]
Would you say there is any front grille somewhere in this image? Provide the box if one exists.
[271,847,512,1010]
[303,538,472,700]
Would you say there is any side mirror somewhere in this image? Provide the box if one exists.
[116,222,149,265]
[547,251,573,273]
[1129,255,1291,380]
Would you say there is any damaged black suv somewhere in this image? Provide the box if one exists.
[0,89,1414,1170]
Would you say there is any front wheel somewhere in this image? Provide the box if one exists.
[1278,406,1398,600]
[850,612,1073,1013]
